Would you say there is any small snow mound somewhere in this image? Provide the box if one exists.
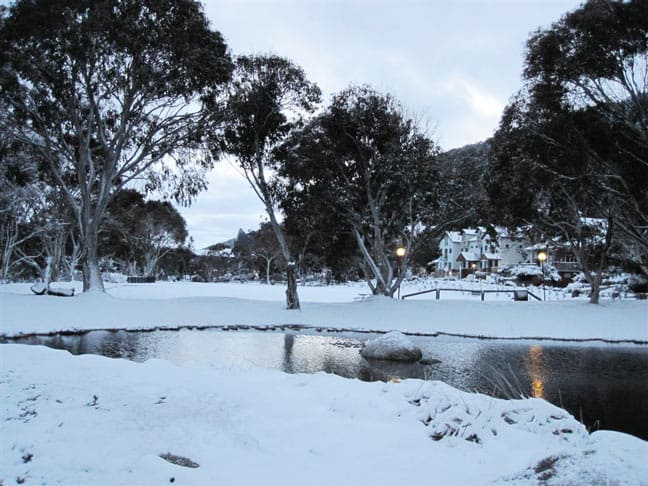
[360,331,422,362]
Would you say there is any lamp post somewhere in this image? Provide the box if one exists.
[396,246,406,299]
[538,251,547,301]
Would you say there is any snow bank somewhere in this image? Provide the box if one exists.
[360,331,423,361]
[2,345,647,485]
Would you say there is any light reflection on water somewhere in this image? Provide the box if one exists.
[5,328,648,440]
[527,345,546,398]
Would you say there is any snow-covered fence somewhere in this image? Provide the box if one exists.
[401,287,541,301]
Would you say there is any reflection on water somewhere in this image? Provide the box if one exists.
[5,329,648,439]
[527,345,546,399]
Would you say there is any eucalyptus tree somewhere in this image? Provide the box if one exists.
[279,164,358,284]
[523,0,648,274]
[0,122,81,282]
[486,0,648,303]
[249,222,283,285]
[280,86,441,297]
[0,132,45,281]
[218,55,321,309]
[487,98,618,303]
[101,190,188,277]
[0,0,232,291]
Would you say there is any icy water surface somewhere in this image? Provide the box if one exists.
[6,328,648,440]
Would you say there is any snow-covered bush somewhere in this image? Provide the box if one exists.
[102,272,127,284]
[564,273,590,297]
[505,264,561,283]
[410,381,587,447]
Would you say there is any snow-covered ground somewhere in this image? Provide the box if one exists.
[3,344,647,485]
[1,280,647,485]
[1,280,646,342]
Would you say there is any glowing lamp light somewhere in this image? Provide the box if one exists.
[396,247,406,258]
[537,251,547,301]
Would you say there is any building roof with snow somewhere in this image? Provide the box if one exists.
[458,251,480,262]
[481,252,501,260]
[446,231,462,243]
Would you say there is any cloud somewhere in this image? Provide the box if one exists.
[182,0,583,247]
[177,162,267,249]
[443,77,506,118]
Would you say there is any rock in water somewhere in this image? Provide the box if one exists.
[360,331,422,362]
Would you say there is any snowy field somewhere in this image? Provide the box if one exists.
[1,279,646,342]
[2,280,648,485]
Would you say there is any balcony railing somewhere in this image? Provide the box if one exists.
[552,261,581,273]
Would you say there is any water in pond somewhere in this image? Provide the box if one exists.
[5,328,648,440]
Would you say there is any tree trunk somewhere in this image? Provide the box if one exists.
[65,229,82,281]
[265,204,300,309]
[589,283,601,304]
[0,222,18,281]
[353,227,399,297]
[42,256,53,286]
[44,228,66,282]
[142,252,157,277]
[285,262,300,309]
[265,258,272,285]
[588,259,606,305]
[81,225,104,292]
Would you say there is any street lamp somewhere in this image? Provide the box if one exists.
[396,247,406,299]
[538,251,547,301]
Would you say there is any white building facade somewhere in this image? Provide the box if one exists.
[436,227,531,274]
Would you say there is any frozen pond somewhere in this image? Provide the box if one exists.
[5,328,648,439]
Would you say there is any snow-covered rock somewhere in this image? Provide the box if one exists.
[360,331,423,361]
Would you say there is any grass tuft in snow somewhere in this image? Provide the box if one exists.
[477,364,528,400]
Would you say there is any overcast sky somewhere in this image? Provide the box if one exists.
[181,0,584,249]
